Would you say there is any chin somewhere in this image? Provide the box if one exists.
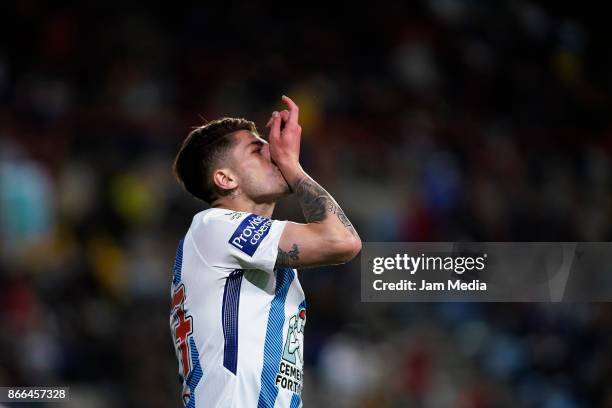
[253,185,290,204]
[279,180,292,197]
[271,184,292,201]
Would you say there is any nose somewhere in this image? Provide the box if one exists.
[263,144,273,162]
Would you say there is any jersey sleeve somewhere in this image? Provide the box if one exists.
[189,210,287,275]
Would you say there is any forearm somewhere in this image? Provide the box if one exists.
[274,168,361,269]
[283,165,359,239]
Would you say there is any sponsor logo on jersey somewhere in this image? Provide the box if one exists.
[229,214,273,256]
[276,307,306,394]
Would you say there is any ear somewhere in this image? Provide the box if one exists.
[212,168,238,194]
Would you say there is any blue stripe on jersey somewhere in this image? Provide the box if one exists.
[185,337,203,408]
[257,269,295,408]
[222,269,244,374]
[172,239,185,286]
[290,394,302,408]
[298,299,306,310]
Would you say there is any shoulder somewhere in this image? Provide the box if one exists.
[190,209,280,240]
[188,209,286,272]
[197,208,251,225]
[189,208,250,231]
[186,209,258,263]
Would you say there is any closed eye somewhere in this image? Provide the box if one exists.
[250,141,265,154]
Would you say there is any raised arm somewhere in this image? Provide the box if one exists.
[268,96,361,269]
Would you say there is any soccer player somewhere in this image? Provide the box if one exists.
[170,95,361,408]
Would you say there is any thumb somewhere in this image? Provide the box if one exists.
[268,111,281,141]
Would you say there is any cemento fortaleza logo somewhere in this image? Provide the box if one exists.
[229,214,273,256]
[276,307,306,394]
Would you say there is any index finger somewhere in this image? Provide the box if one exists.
[281,95,299,124]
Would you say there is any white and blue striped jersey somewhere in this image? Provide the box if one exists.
[170,208,306,408]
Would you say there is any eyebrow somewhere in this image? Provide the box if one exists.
[247,140,265,149]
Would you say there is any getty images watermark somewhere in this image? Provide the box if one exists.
[361,242,612,302]
[372,252,488,291]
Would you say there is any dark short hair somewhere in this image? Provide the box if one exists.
[173,117,257,203]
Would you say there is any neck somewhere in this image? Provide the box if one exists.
[212,194,276,218]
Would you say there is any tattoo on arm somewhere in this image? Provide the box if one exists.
[295,178,329,223]
[295,177,358,237]
[276,243,300,268]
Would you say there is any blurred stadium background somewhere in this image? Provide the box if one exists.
[1,1,612,407]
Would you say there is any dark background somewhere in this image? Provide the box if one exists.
[1,1,611,407]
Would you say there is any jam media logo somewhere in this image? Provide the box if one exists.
[229,214,273,256]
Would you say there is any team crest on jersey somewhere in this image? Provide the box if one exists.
[229,214,273,256]
[225,211,247,220]
[275,307,306,394]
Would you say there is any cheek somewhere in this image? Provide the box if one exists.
[254,158,273,174]
[241,158,263,172]
[239,159,272,182]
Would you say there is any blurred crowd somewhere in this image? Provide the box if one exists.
[1,1,611,407]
